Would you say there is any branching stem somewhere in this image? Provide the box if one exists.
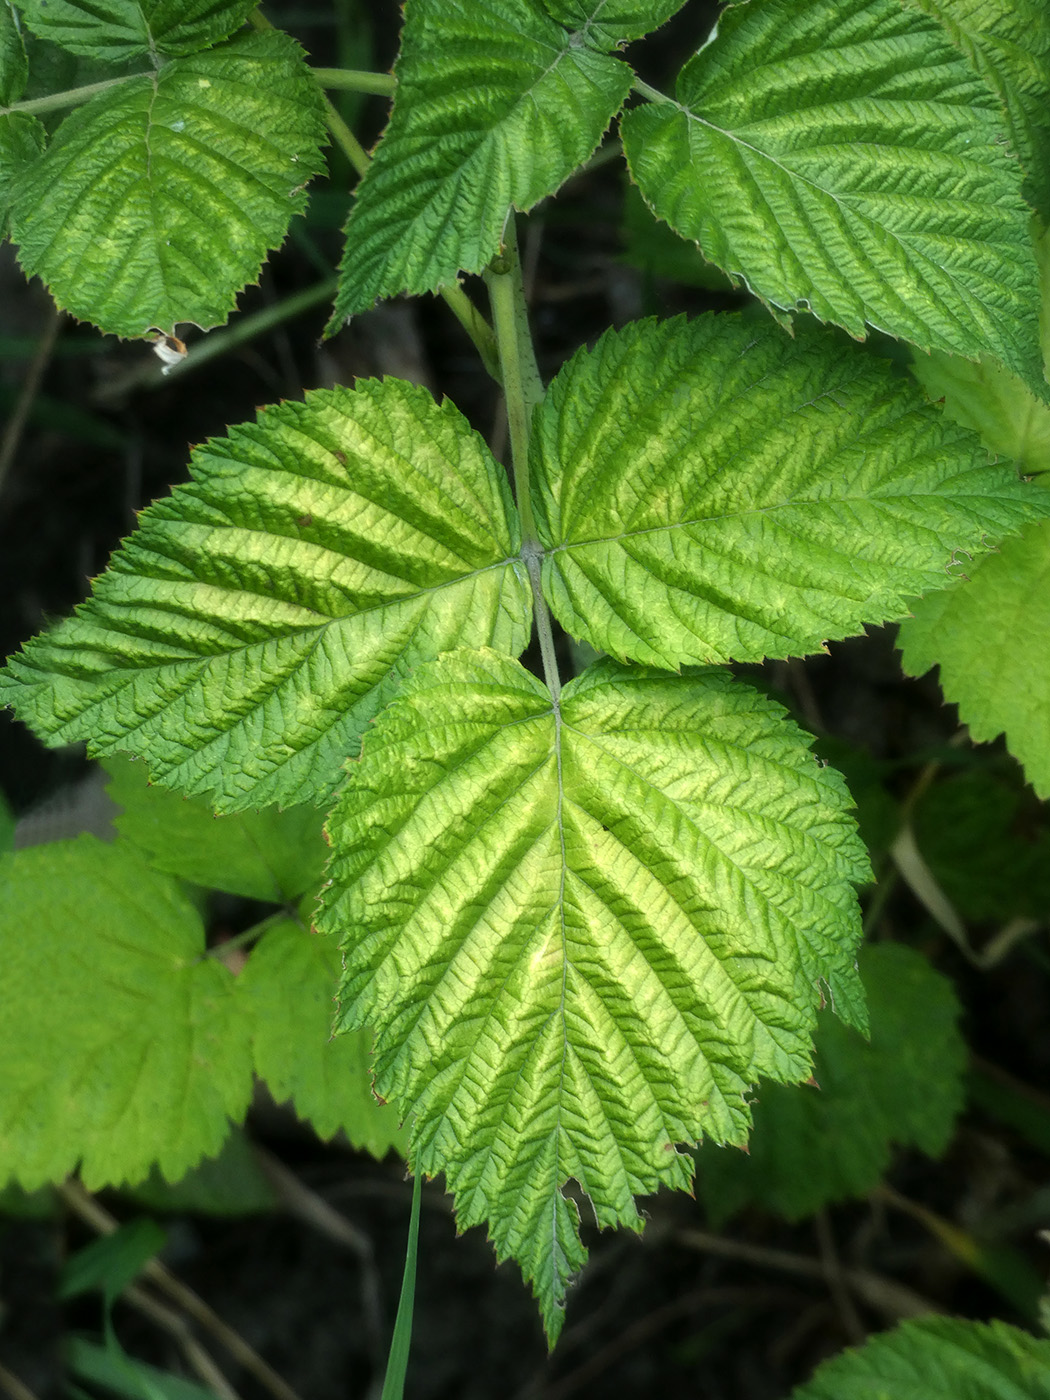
[1,74,139,116]
[485,220,561,702]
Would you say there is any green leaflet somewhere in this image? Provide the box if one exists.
[899,523,1050,799]
[0,835,252,1190]
[790,1316,1050,1400]
[10,30,327,338]
[908,0,1050,218]
[329,0,634,325]
[320,648,869,1340]
[106,756,326,902]
[0,381,531,812]
[0,111,44,233]
[620,0,1048,401]
[13,0,260,62]
[1,0,27,103]
[910,348,1050,475]
[238,918,407,1156]
[697,944,965,1222]
[540,0,686,45]
[530,315,1050,667]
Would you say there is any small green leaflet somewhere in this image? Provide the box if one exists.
[530,315,1050,667]
[1,0,27,103]
[106,756,326,902]
[0,381,531,812]
[13,0,260,62]
[320,648,869,1340]
[790,1316,1050,1400]
[238,919,407,1157]
[697,944,965,1222]
[908,0,1050,218]
[899,523,1050,799]
[0,835,252,1190]
[10,30,326,337]
[329,0,634,325]
[621,0,1047,401]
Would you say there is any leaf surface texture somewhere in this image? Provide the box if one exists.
[10,30,326,336]
[531,316,1050,667]
[790,1316,1050,1400]
[0,382,531,811]
[14,0,259,61]
[0,835,251,1189]
[620,0,1046,397]
[330,0,634,322]
[320,648,869,1338]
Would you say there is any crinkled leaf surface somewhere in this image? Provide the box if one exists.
[320,648,869,1339]
[10,30,326,337]
[330,0,633,324]
[238,918,407,1156]
[698,943,964,1222]
[0,835,251,1190]
[790,1316,1050,1400]
[0,381,530,812]
[899,522,1050,798]
[541,0,685,45]
[531,315,1050,667]
[0,111,43,231]
[106,756,326,901]
[909,0,1050,218]
[13,0,259,62]
[910,349,1050,475]
[1,0,27,103]
[620,0,1047,400]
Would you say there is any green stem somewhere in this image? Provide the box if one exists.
[632,77,676,105]
[312,67,396,98]
[484,220,561,701]
[323,94,370,179]
[1,74,141,117]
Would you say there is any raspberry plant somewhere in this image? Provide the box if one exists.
[2,0,1050,1387]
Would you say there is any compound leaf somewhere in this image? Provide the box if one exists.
[899,522,1050,799]
[10,30,326,337]
[0,835,251,1190]
[238,918,407,1157]
[909,0,1050,218]
[13,0,259,62]
[330,0,633,324]
[0,381,531,812]
[621,0,1047,400]
[531,315,1050,667]
[790,1316,1050,1400]
[320,648,869,1340]
[698,943,965,1222]
[106,756,326,902]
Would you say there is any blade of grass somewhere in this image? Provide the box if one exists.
[380,1171,422,1400]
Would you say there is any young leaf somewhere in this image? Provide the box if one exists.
[329,0,634,325]
[0,835,251,1190]
[0,381,531,812]
[10,30,327,337]
[697,943,965,1222]
[790,1316,1050,1400]
[238,918,407,1157]
[106,756,326,902]
[620,0,1047,400]
[530,315,1050,667]
[13,0,260,62]
[1,0,28,104]
[909,0,1050,218]
[899,522,1050,799]
[320,648,869,1340]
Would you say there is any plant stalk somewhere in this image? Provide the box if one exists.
[484,220,561,702]
[312,68,396,97]
[1,74,141,117]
